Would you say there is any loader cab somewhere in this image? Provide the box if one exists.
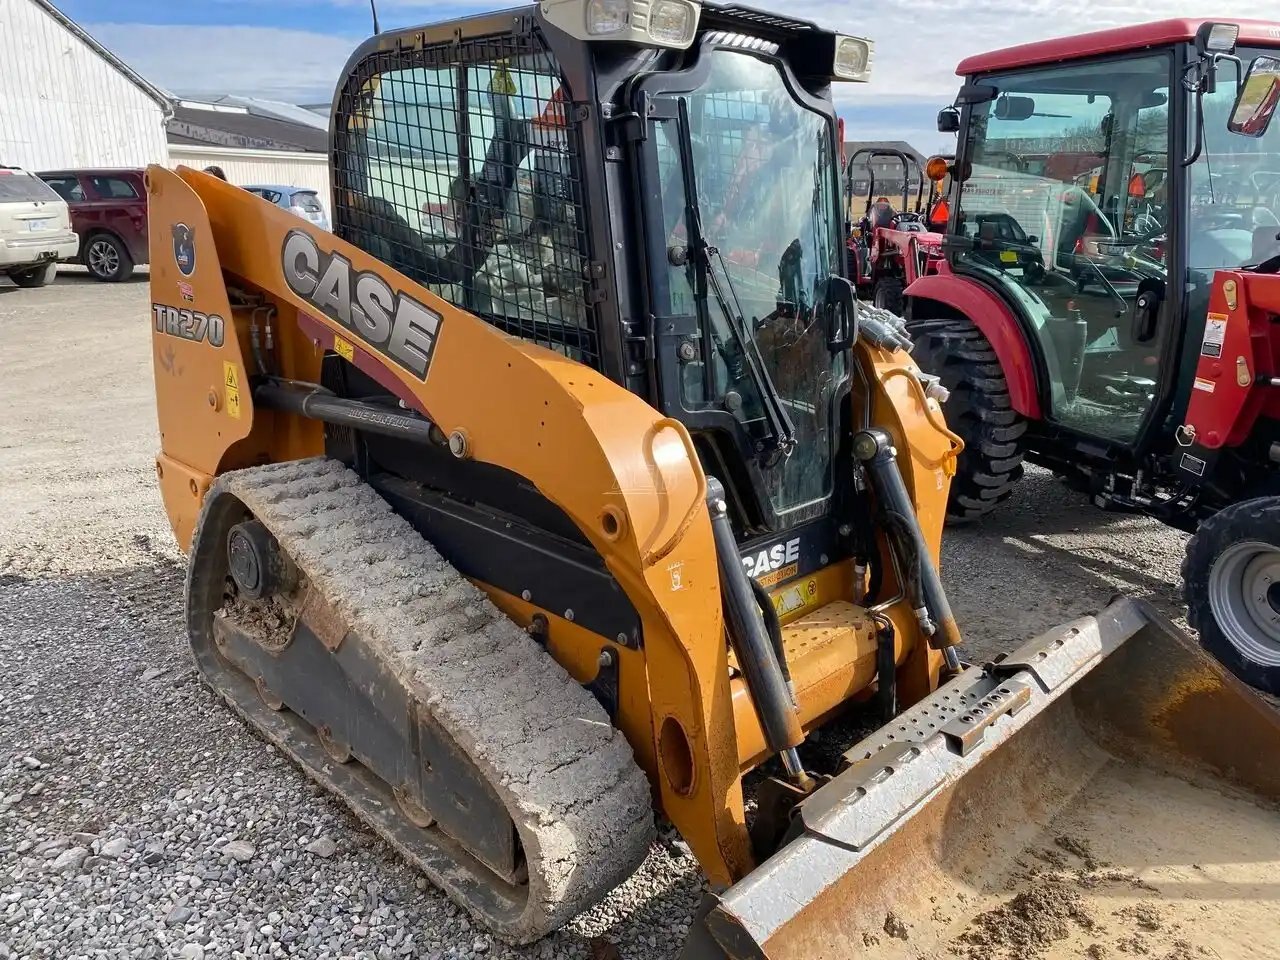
[329,2,869,539]
[937,21,1280,454]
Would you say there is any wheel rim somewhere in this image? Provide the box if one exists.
[88,239,118,277]
[1207,540,1280,667]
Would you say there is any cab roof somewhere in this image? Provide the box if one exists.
[956,18,1280,76]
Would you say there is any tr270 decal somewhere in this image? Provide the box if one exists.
[153,302,226,347]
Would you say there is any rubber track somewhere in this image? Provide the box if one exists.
[207,458,655,940]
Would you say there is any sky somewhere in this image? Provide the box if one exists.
[60,0,1277,152]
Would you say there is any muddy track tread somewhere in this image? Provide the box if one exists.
[208,458,654,940]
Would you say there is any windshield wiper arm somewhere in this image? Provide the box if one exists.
[675,99,796,460]
[1077,254,1130,317]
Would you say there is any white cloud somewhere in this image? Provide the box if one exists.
[92,1,1278,142]
[86,23,362,102]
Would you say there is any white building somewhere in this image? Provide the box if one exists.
[0,0,332,217]
[0,0,171,169]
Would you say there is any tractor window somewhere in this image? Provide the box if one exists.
[952,52,1173,446]
[332,39,597,367]
[1187,47,1280,273]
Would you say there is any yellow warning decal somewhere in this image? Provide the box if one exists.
[223,361,242,419]
[333,335,355,363]
[771,578,819,618]
[1193,376,1216,394]
[1207,312,1229,323]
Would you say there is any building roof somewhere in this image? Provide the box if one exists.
[194,96,329,131]
[957,18,1280,76]
[32,0,172,114]
[168,102,329,153]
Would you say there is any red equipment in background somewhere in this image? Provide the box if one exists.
[844,148,944,312]
[902,19,1280,694]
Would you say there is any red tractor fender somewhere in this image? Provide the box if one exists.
[1183,270,1280,449]
[904,271,1042,418]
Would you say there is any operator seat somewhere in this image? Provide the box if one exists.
[869,200,896,230]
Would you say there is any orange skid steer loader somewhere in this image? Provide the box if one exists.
[145,3,1280,956]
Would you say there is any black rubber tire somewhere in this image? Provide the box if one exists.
[872,276,905,315]
[909,316,1028,522]
[1182,497,1280,696]
[84,232,135,282]
[8,262,57,288]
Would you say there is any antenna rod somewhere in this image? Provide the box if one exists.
[369,0,380,33]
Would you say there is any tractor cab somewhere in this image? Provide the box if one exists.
[931,22,1280,449]
[907,21,1280,694]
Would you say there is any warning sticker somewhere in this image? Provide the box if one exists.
[1193,377,1216,393]
[1180,453,1207,477]
[333,335,355,363]
[771,578,819,618]
[1201,314,1227,358]
[223,361,242,420]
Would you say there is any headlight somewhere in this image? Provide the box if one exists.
[586,0,629,36]
[540,0,702,49]
[833,35,874,83]
[649,0,696,46]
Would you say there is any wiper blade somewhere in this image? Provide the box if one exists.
[675,99,796,460]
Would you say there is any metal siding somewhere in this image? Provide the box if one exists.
[166,147,332,218]
[0,0,169,169]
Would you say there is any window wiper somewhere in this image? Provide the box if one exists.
[1076,253,1131,317]
[675,99,796,461]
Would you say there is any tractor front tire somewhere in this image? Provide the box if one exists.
[909,316,1027,522]
[872,277,905,315]
[1183,497,1280,696]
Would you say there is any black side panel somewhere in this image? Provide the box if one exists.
[372,474,642,648]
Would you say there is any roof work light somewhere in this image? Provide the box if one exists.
[540,0,702,49]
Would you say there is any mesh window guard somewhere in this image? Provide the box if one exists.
[333,32,600,368]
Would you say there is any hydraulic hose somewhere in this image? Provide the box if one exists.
[749,577,791,688]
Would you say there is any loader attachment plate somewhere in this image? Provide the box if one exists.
[685,598,1280,959]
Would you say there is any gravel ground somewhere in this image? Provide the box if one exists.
[0,272,1195,959]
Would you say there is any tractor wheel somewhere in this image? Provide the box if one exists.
[909,316,1027,522]
[1183,497,1280,696]
[872,277,905,315]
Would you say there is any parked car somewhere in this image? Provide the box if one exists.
[38,168,148,282]
[243,185,330,230]
[0,165,78,288]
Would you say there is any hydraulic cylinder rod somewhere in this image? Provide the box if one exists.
[705,478,809,785]
[854,429,964,672]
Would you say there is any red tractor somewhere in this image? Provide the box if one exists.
[903,19,1280,693]
[844,148,945,313]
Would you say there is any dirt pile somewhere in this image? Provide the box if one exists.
[953,873,1096,960]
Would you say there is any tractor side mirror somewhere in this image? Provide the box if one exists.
[1131,281,1165,344]
[937,107,960,133]
[825,275,858,352]
[994,95,1035,122]
[1229,56,1280,139]
[956,83,998,105]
